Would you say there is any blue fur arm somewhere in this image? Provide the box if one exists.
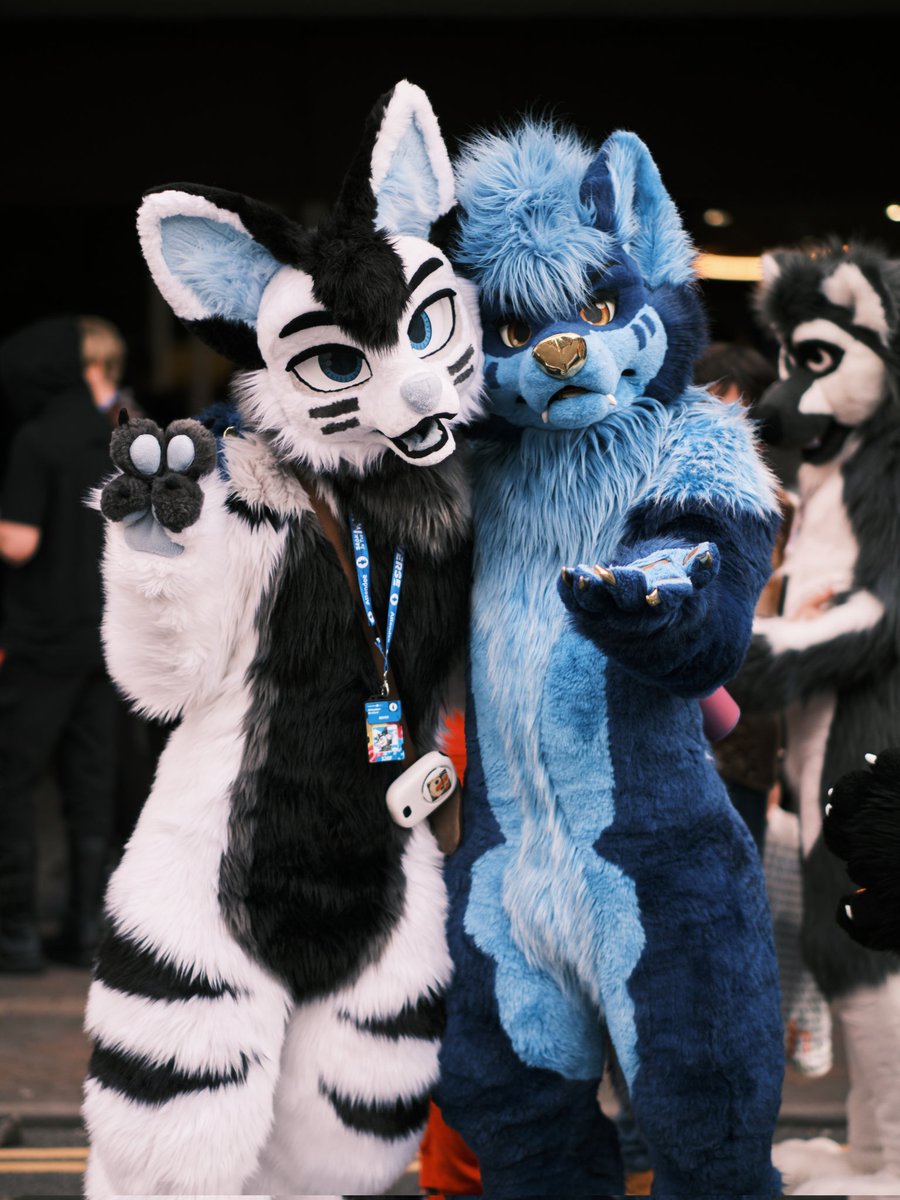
[559,503,778,698]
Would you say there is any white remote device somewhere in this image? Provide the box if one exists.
[386,750,458,828]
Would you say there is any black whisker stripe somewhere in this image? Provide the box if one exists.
[341,992,446,1041]
[322,417,360,435]
[94,922,240,1001]
[89,1043,251,1106]
[226,493,285,531]
[448,345,474,375]
[406,257,443,297]
[310,397,360,420]
[453,365,475,386]
[321,1081,430,1141]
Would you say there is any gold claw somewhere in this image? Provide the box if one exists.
[698,551,713,567]
[576,576,589,592]
[646,588,661,607]
[592,565,616,586]
[561,567,574,586]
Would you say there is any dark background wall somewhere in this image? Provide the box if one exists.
[2,1,898,421]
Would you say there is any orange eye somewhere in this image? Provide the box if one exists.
[580,297,616,326]
[498,320,532,348]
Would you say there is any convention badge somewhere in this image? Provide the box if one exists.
[365,698,406,764]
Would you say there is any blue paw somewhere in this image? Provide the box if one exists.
[559,542,719,615]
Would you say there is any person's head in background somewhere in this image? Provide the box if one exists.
[693,341,776,407]
[79,315,126,415]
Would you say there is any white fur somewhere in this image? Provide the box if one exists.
[369,79,455,222]
[823,261,890,342]
[793,318,887,424]
[760,252,782,287]
[246,825,450,1196]
[137,191,254,322]
[101,465,286,722]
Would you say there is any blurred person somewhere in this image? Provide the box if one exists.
[0,314,126,972]
[694,340,793,853]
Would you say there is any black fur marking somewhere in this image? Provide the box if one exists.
[88,1043,250,1106]
[448,345,475,375]
[321,1080,430,1141]
[94,922,239,1001]
[322,417,360,435]
[280,310,336,339]
[406,257,443,296]
[225,493,285,531]
[341,992,447,1041]
[219,463,471,1003]
[309,397,360,420]
[453,365,475,387]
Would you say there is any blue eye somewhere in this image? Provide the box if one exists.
[407,292,456,358]
[287,343,373,393]
[408,310,433,351]
[319,348,364,382]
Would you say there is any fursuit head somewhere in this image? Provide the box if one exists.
[739,238,900,995]
[83,81,481,1200]
[435,120,785,1199]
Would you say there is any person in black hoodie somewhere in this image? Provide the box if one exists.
[0,314,125,972]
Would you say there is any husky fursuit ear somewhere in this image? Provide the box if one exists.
[755,241,899,457]
[137,83,481,473]
[581,130,697,290]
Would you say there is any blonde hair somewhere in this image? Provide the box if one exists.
[78,315,126,386]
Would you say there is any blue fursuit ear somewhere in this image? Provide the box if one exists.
[584,131,696,290]
[137,188,283,331]
[368,79,456,238]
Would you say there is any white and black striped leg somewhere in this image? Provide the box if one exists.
[250,824,451,1197]
[82,920,290,1196]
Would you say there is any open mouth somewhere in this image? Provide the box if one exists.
[801,419,852,465]
[386,414,452,459]
[538,385,617,424]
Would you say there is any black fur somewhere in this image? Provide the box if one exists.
[218,456,471,1002]
[224,492,284,531]
[93,921,239,1001]
[322,1080,430,1141]
[88,1043,251,1105]
[342,991,447,1041]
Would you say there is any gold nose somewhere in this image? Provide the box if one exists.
[531,334,587,379]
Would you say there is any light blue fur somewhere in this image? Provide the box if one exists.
[375,113,443,238]
[454,123,616,321]
[159,214,280,326]
[651,389,777,516]
[601,131,697,289]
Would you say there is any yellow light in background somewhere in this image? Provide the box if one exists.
[886,204,900,223]
[703,208,733,228]
[695,253,762,282]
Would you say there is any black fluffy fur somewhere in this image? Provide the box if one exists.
[218,456,471,1002]
[94,919,239,1001]
[88,1044,251,1105]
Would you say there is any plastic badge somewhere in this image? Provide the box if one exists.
[366,699,405,764]
[386,750,458,828]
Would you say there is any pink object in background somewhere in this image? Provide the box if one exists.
[700,686,741,742]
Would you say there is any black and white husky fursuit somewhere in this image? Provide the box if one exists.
[82,81,482,1198]
[734,239,900,1191]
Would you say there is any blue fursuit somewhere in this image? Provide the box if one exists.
[436,121,785,1198]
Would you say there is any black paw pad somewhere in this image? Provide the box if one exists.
[150,474,204,533]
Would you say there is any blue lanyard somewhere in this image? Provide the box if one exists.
[349,515,405,695]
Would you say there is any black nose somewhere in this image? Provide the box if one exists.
[753,407,783,445]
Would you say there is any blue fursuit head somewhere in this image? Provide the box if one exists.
[435,121,785,1198]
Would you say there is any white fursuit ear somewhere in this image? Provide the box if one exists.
[369,80,455,239]
[822,261,890,344]
[759,253,782,290]
[137,190,282,326]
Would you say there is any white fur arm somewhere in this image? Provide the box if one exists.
[101,468,282,721]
